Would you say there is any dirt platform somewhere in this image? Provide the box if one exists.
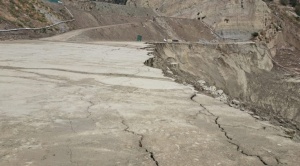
[1,40,299,165]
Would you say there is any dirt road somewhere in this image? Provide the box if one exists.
[0,40,299,166]
[43,23,139,42]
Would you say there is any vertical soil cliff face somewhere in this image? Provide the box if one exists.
[146,43,300,137]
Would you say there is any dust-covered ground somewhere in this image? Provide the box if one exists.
[1,40,300,166]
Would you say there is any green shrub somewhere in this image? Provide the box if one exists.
[252,32,259,37]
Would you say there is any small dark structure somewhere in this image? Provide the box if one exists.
[137,35,142,41]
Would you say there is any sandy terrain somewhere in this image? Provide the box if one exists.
[0,40,299,165]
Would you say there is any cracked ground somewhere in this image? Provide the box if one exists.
[0,40,299,166]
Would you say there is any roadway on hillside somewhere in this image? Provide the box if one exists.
[43,22,139,42]
[0,40,299,166]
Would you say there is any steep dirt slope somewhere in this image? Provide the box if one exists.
[263,2,300,74]
[127,0,272,40]
[146,42,300,139]
[1,0,216,41]
[45,1,216,42]
[126,0,300,71]
[63,0,156,29]
[45,16,216,42]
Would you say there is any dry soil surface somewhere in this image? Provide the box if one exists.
[0,40,299,166]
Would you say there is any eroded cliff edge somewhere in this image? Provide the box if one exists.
[145,42,300,139]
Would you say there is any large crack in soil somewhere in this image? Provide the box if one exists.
[143,43,299,165]
[144,43,300,140]
[190,95,270,165]
[121,120,159,166]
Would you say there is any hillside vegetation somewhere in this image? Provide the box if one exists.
[0,0,49,29]
[0,0,73,40]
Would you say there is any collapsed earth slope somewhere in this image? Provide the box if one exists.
[146,42,300,138]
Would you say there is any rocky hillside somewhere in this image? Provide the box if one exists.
[0,0,48,29]
[258,0,300,76]
[0,0,71,40]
